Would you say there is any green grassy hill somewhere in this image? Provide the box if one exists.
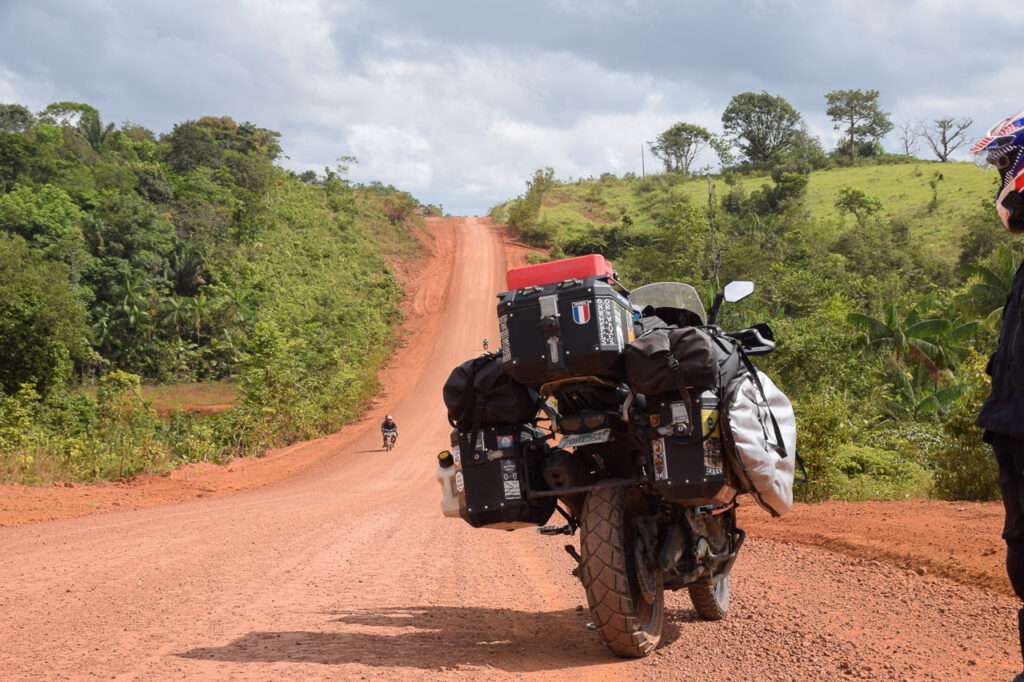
[511,161,995,262]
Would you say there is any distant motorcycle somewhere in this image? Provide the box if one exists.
[383,428,397,451]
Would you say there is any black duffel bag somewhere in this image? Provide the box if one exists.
[443,353,541,429]
[624,327,716,396]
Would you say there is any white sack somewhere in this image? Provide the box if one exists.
[722,370,797,516]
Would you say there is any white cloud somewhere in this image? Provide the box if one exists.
[347,125,432,188]
[1,0,1021,213]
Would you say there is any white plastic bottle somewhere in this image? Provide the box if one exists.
[436,450,461,518]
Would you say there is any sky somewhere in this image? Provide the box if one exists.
[0,0,1019,215]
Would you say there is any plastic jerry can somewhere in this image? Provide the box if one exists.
[436,449,461,518]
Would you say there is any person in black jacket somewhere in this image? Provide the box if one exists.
[972,109,1024,681]
[381,414,397,448]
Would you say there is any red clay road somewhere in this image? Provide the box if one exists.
[1,217,1020,680]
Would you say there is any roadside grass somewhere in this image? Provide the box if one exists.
[81,380,238,419]
[140,380,238,419]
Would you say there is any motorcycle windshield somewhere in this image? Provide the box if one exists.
[630,282,706,324]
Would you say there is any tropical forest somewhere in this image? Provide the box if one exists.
[0,101,429,483]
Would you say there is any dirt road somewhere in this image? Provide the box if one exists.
[1,217,1021,680]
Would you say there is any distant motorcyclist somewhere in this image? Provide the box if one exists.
[483,337,489,351]
[381,414,398,449]
[972,109,1024,682]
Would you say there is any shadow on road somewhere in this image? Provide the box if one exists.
[178,604,695,671]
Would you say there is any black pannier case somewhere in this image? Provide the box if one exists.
[646,393,738,506]
[497,275,634,387]
[451,424,555,530]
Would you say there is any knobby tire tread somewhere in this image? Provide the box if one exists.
[687,579,730,621]
[579,487,662,658]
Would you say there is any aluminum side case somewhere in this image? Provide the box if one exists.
[497,275,634,387]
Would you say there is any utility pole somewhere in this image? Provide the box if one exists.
[641,144,645,178]
[708,175,721,291]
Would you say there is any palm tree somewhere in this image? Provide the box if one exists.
[118,276,153,340]
[165,238,207,297]
[90,308,119,355]
[161,295,191,339]
[921,302,979,371]
[77,110,117,152]
[187,293,212,346]
[223,287,256,325]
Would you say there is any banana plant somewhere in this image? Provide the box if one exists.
[919,302,979,371]
[847,295,949,375]
[884,369,965,421]
[958,243,1017,329]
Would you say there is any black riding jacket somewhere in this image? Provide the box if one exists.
[977,259,1024,440]
[381,419,397,431]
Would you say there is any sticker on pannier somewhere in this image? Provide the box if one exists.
[722,370,797,517]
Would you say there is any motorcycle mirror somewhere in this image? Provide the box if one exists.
[723,280,754,303]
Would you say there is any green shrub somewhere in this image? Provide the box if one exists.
[0,234,87,395]
[507,168,557,245]
[92,370,166,479]
[931,351,999,501]
[830,443,933,500]
[793,390,854,501]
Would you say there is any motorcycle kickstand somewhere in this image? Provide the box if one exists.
[564,544,582,578]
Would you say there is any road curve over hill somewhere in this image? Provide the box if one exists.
[0,217,1021,680]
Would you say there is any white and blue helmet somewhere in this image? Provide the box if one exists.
[972,109,1024,232]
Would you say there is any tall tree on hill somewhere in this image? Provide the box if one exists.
[721,91,803,166]
[0,103,35,132]
[648,122,713,175]
[824,89,893,161]
[37,101,98,128]
[77,109,117,152]
[921,116,974,162]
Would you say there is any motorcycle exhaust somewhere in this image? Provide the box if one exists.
[542,449,596,490]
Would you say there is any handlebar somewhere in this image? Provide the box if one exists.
[725,324,776,356]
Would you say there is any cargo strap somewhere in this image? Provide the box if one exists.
[665,355,691,432]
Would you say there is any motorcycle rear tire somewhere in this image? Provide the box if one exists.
[687,575,730,620]
[579,486,663,658]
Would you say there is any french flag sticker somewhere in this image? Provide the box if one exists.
[572,301,591,324]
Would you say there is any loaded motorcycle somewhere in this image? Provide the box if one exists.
[438,256,796,658]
